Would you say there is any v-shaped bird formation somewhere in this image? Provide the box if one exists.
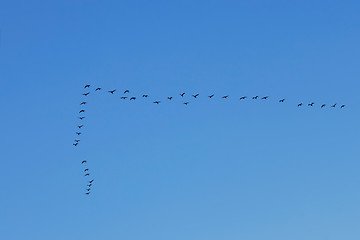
[74,84,346,196]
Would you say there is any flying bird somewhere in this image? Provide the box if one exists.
[76,132,81,135]
[84,169,89,172]
[262,96,269,100]
[298,103,303,107]
[130,97,136,100]
[85,173,90,176]
[331,104,337,108]
[78,125,84,128]
[87,184,92,187]
[153,101,161,104]
[124,90,130,94]
[83,92,90,96]
[80,102,87,105]
[279,99,285,102]
[85,192,90,195]
[183,102,189,105]
[252,96,259,99]
[84,85,90,88]
[192,94,199,98]
[108,89,116,94]
[79,117,85,120]
[74,140,80,142]
[81,160,87,164]
[120,96,127,99]
[95,88,101,91]
[222,95,229,99]
[143,94,149,98]
[79,110,85,113]
[180,93,185,97]
[240,96,247,100]
[89,179,94,183]
[321,104,326,108]
[341,105,345,108]
[87,188,91,191]
[168,97,173,100]
[73,143,78,146]
[308,102,315,106]
[208,94,214,98]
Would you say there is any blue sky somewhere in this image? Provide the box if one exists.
[1,1,360,239]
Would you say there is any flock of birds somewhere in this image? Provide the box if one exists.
[74,84,346,195]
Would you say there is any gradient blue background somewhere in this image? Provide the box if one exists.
[1,1,359,239]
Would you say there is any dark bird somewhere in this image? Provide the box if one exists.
[308,102,315,106]
[80,102,87,105]
[78,125,84,128]
[331,104,337,108]
[168,97,173,100]
[208,94,214,98]
[87,184,92,187]
[321,104,326,108]
[222,95,229,99]
[85,192,90,195]
[79,110,85,113]
[76,132,81,135]
[85,173,90,176]
[143,94,149,98]
[240,96,247,100]
[120,96,127,99]
[108,89,116,94]
[73,143,78,146]
[192,94,199,98]
[95,88,101,91]
[183,102,189,105]
[262,96,269,100]
[130,97,136,100]
[83,92,90,96]
[279,99,285,102]
[124,90,130,94]
[89,179,94,183]
[180,93,185,97]
[341,105,345,108]
[84,169,89,172]
[84,85,90,88]
[298,103,303,107]
[74,140,80,142]
[87,188,91,191]
[153,101,161,104]
[79,117,85,120]
[253,96,259,99]
[81,160,87,164]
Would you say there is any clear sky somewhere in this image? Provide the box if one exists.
[1,1,360,239]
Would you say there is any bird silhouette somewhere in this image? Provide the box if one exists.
[124,90,130,94]
[120,96,127,99]
[79,110,85,113]
[168,97,173,100]
[130,97,136,100]
[78,125,84,128]
[208,94,214,98]
[80,102,87,105]
[252,96,259,99]
[83,92,90,96]
[81,160,87,164]
[331,104,337,108]
[74,140,80,142]
[89,179,94,183]
[143,94,149,98]
[108,89,116,94]
[321,104,326,108]
[341,105,345,108]
[95,88,101,91]
[192,94,199,98]
[84,85,90,88]
[85,173,90,176]
[180,93,185,97]
[73,143,78,146]
[298,103,303,107]
[87,188,91,191]
[279,99,285,102]
[84,169,89,172]
[87,184,92,187]
[222,95,229,99]
[308,102,315,106]
[240,96,247,100]
[183,102,189,105]
[79,117,85,120]
[76,132,81,135]
[262,96,269,100]
[85,192,90,195]
[153,101,161,104]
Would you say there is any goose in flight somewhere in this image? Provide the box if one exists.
[222,95,229,99]
[74,140,80,143]
[308,102,315,106]
[143,94,149,98]
[341,105,345,108]
[79,117,85,120]
[84,173,90,176]
[80,102,87,105]
[85,192,90,195]
[124,90,130,94]
[84,169,89,172]
[192,94,199,98]
[78,125,84,128]
[73,143,78,146]
[76,132,81,135]
[88,184,92,187]
[279,99,285,102]
[108,89,116,94]
[83,92,90,96]
[262,96,269,100]
[81,160,87,164]
[252,96,259,99]
[130,97,136,100]
[298,103,303,107]
[208,94,214,98]
[120,96,127,99]
[331,104,337,108]
[79,110,85,113]
[183,102,189,105]
[95,88,101,91]
[87,188,91,191]
[89,179,94,183]
[153,101,161,104]
[321,104,326,108]
[168,97,173,100]
[84,85,90,88]
[240,96,247,100]
[180,93,185,97]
